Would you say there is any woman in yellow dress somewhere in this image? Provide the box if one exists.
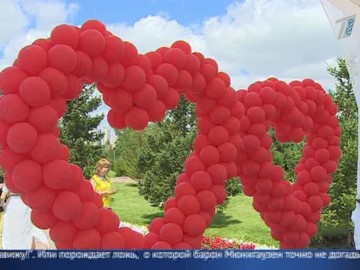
[90,159,118,209]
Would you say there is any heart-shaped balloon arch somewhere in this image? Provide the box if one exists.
[0,19,341,249]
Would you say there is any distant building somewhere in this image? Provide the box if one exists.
[99,127,117,146]
[100,128,111,145]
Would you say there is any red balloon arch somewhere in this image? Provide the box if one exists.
[0,19,341,249]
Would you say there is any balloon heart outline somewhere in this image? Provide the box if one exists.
[0,19,341,249]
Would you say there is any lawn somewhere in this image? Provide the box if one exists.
[111,182,279,247]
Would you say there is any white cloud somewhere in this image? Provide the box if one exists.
[0,0,79,70]
[107,0,342,90]
[0,0,345,130]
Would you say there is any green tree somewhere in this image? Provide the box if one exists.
[59,84,104,179]
[315,58,358,247]
[137,96,197,207]
[112,128,147,179]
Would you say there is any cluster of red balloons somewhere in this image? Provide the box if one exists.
[0,19,341,249]
[235,79,341,248]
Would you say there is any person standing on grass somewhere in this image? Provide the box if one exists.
[90,158,118,209]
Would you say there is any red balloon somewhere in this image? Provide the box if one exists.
[190,170,212,191]
[171,40,191,54]
[82,20,107,35]
[78,29,106,58]
[107,109,126,129]
[103,35,124,64]
[121,41,139,67]
[210,106,231,124]
[164,48,186,69]
[0,119,9,147]
[50,220,77,244]
[184,54,201,74]
[147,100,166,122]
[108,89,133,112]
[176,173,190,184]
[28,105,58,133]
[247,106,265,123]
[183,234,202,248]
[207,164,227,184]
[40,67,68,97]
[200,64,217,82]
[156,63,179,86]
[242,134,260,152]
[199,145,219,166]
[62,74,82,100]
[208,126,229,146]
[23,185,55,210]
[48,44,78,73]
[148,74,169,98]
[32,38,53,52]
[164,199,177,212]
[149,218,165,233]
[0,94,30,124]
[31,208,57,229]
[75,179,95,202]
[164,208,185,225]
[205,77,226,99]
[52,191,82,221]
[0,66,28,94]
[184,155,205,175]
[211,185,227,204]
[218,142,237,162]
[197,97,216,115]
[159,223,183,245]
[175,182,196,198]
[6,122,37,154]
[146,51,163,70]
[196,190,217,211]
[177,195,200,215]
[73,229,102,249]
[133,84,157,109]
[143,233,159,248]
[161,87,180,109]
[51,24,80,49]
[89,57,108,81]
[30,134,59,164]
[95,208,120,234]
[125,107,149,130]
[72,50,92,78]
[198,117,215,134]
[183,214,207,236]
[43,159,72,190]
[174,70,192,91]
[101,232,125,249]
[103,63,125,87]
[12,159,42,192]
[118,227,144,249]
[16,45,47,75]
[48,98,67,117]
[123,65,146,91]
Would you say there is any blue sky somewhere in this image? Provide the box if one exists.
[64,0,238,26]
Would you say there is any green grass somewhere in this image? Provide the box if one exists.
[111,182,279,247]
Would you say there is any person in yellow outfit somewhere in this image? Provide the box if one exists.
[90,159,118,209]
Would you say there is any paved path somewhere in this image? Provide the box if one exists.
[111,177,136,183]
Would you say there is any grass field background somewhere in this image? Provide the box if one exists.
[111,182,279,247]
